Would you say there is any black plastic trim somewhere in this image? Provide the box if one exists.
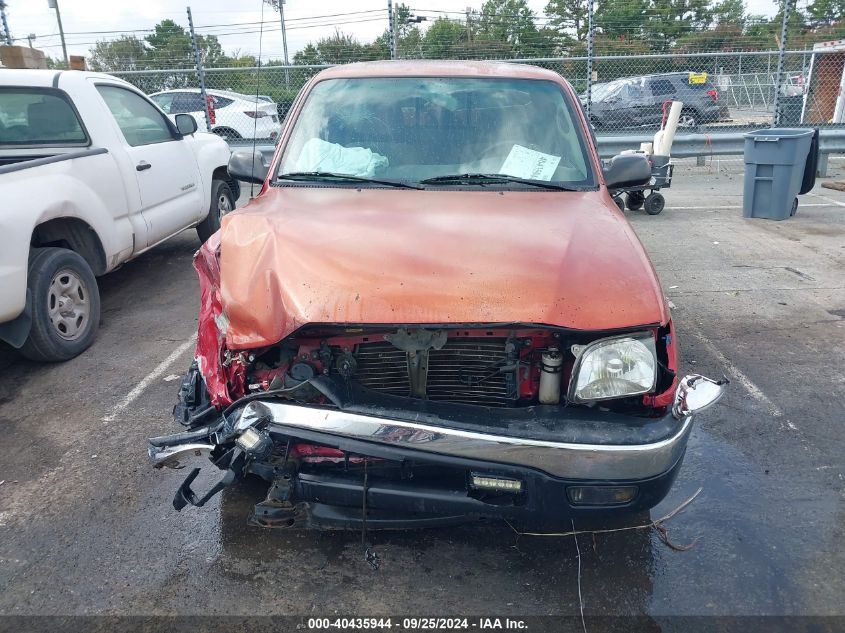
[0,147,108,176]
[266,449,686,529]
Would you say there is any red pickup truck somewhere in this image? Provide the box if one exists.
[149,61,725,530]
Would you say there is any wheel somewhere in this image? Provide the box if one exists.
[625,191,645,211]
[790,197,798,217]
[19,247,100,362]
[197,179,235,243]
[677,109,699,129]
[613,196,625,211]
[644,192,665,215]
[212,127,241,142]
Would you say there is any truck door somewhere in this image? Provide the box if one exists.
[94,83,204,249]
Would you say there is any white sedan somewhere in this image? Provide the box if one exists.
[150,88,281,141]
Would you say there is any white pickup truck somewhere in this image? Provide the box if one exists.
[0,69,239,361]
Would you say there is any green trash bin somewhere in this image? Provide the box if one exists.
[743,128,814,220]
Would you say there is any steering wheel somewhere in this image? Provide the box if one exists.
[329,112,392,147]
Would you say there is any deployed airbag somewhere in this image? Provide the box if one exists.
[293,138,388,177]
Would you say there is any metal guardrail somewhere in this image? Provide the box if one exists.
[597,129,845,175]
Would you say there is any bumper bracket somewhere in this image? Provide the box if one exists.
[172,448,245,511]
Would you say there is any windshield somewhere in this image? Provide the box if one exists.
[277,77,595,188]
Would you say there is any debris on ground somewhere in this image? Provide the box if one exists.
[821,181,845,192]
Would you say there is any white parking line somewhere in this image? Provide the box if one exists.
[688,328,785,420]
[102,334,197,422]
[807,192,845,208]
[668,203,834,210]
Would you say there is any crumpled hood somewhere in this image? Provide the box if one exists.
[219,186,668,349]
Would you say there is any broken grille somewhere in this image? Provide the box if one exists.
[353,338,515,407]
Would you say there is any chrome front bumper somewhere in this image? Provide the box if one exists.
[228,400,694,481]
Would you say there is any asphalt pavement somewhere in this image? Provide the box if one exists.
[1,162,844,624]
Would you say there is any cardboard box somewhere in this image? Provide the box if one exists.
[69,55,87,71]
[0,45,47,69]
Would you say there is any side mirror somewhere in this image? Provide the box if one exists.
[603,153,651,190]
[673,374,728,419]
[175,113,198,136]
[228,150,269,185]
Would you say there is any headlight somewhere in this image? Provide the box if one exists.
[569,334,657,402]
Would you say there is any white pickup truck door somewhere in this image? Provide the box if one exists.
[94,83,204,249]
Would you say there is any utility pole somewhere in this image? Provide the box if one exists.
[387,0,396,60]
[26,32,35,47]
[47,0,68,67]
[187,6,211,133]
[278,0,289,88]
[392,3,399,59]
[0,1,12,46]
[772,0,794,125]
[585,0,594,121]
[466,7,472,42]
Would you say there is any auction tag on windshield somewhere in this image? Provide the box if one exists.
[499,145,561,181]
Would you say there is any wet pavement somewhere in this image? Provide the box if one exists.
[1,164,844,621]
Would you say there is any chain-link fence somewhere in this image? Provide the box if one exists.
[111,65,323,142]
[111,45,844,142]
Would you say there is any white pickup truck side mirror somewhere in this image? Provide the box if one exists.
[175,114,198,136]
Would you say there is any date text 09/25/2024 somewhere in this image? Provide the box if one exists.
[307,617,528,630]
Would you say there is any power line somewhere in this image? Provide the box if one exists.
[195,9,386,29]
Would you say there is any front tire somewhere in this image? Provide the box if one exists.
[19,247,100,362]
[197,179,235,243]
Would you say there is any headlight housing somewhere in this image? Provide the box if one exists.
[569,333,657,403]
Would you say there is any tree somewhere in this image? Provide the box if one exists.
[88,35,148,72]
[807,0,845,27]
[291,30,380,65]
[545,0,589,45]
[394,3,416,39]
[475,0,551,56]
[594,0,649,41]
[144,19,224,69]
[674,22,745,52]
[645,0,713,51]
[712,0,746,25]
[421,18,469,59]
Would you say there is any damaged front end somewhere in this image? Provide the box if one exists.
[150,244,726,529]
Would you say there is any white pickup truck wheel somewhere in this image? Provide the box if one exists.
[19,248,101,362]
[196,179,234,243]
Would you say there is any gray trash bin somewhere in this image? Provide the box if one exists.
[743,128,814,220]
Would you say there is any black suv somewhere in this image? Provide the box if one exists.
[583,72,730,131]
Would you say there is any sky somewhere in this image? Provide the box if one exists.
[3,0,782,63]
